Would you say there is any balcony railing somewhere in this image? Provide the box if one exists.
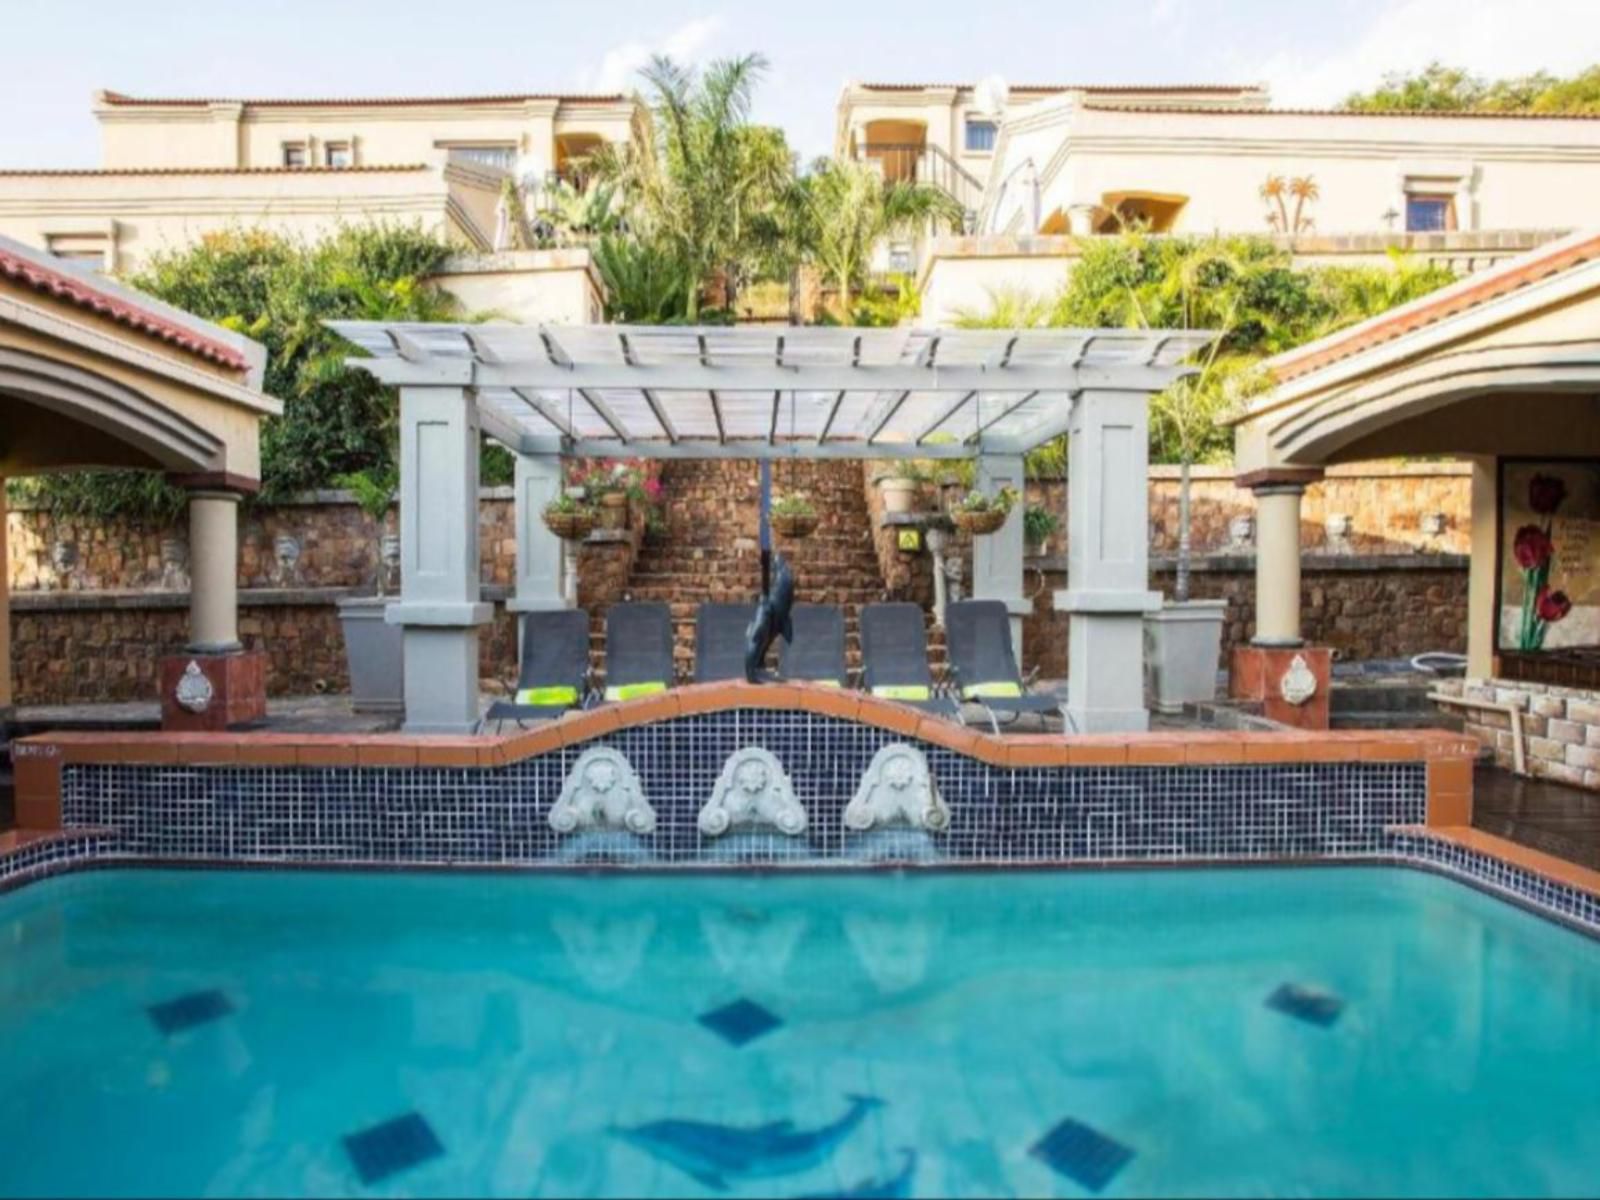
[856,142,983,221]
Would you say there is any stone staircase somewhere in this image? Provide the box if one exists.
[1329,676,1464,731]
[592,459,941,685]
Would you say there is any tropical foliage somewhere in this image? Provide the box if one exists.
[1342,61,1600,114]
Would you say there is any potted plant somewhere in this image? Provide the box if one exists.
[771,491,819,539]
[875,463,924,515]
[595,461,638,530]
[333,466,405,714]
[543,492,597,542]
[1023,504,1059,557]
[950,487,1018,536]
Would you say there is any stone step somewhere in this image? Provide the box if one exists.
[1329,683,1440,714]
[1330,711,1465,731]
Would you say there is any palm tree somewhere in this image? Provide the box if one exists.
[591,53,791,320]
[804,158,961,319]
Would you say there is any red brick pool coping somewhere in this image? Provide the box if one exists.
[11,682,1478,833]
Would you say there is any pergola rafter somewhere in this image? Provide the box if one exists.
[334,322,1209,460]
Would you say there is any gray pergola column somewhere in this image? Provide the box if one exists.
[509,451,569,621]
[971,453,1030,664]
[387,385,492,733]
[1054,390,1161,732]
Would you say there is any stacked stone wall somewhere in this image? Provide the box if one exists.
[1435,677,1600,790]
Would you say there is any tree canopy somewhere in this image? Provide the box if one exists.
[1341,61,1600,114]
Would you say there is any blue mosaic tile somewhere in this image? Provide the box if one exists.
[698,998,782,1046]
[342,1112,444,1185]
[148,988,234,1035]
[1266,982,1344,1028]
[1030,1116,1134,1193]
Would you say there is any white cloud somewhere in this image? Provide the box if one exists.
[578,16,724,93]
[1261,0,1600,107]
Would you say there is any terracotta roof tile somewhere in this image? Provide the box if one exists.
[100,90,626,108]
[0,165,428,178]
[1272,231,1600,383]
[854,81,1262,94]
[1082,102,1600,120]
[0,247,250,371]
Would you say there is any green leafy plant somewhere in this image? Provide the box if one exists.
[1023,504,1059,546]
[544,492,593,516]
[771,491,817,518]
[952,487,1019,515]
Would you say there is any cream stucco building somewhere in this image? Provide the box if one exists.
[835,82,1600,323]
[0,89,638,321]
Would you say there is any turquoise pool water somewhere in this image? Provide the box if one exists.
[0,865,1597,1198]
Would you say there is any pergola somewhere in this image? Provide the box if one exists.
[335,322,1211,734]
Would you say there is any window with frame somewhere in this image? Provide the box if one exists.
[324,142,352,169]
[964,119,998,153]
[45,233,108,271]
[1405,193,1456,232]
[443,144,517,171]
[282,142,307,168]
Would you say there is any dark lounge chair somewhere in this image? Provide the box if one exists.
[694,603,758,683]
[482,608,592,729]
[945,599,1063,733]
[604,602,676,701]
[778,603,849,688]
[858,602,957,716]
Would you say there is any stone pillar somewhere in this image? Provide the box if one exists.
[509,452,569,660]
[1466,455,1497,679]
[971,453,1029,664]
[1054,391,1161,732]
[187,490,242,652]
[159,482,266,731]
[0,478,10,717]
[1231,466,1330,729]
[1066,203,1100,236]
[387,385,492,733]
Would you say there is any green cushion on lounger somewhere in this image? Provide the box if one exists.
[873,684,931,702]
[963,680,1023,699]
[605,681,668,702]
[516,685,579,707]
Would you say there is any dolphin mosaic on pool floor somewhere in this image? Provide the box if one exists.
[611,1094,884,1192]
[146,988,234,1036]
[342,1112,445,1185]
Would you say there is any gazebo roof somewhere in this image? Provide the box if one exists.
[332,322,1211,459]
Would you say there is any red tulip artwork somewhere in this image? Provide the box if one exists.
[1516,474,1571,650]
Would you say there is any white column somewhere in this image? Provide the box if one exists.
[1054,390,1161,732]
[186,489,241,652]
[387,386,492,733]
[1251,484,1308,647]
[1466,455,1497,678]
[972,453,1029,665]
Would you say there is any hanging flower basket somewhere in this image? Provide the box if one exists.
[949,487,1019,537]
[542,502,596,542]
[772,510,820,539]
[770,492,819,540]
[951,508,1008,536]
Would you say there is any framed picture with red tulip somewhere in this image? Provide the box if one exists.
[1498,460,1600,652]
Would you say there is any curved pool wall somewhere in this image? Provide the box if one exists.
[12,682,1592,933]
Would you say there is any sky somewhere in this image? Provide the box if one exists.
[1,0,1598,168]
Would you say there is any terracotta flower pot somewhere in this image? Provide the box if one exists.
[598,490,629,530]
[879,477,920,515]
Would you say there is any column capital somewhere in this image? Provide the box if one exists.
[1235,466,1324,494]
[166,471,259,497]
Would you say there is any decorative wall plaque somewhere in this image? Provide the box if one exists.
[550,747,655,835]
[844,742,949,832]
[1279,654,1318,707]
[174,661,214,714]
[699,747,806,837]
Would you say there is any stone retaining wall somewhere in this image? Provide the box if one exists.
[1435,677,1600,789]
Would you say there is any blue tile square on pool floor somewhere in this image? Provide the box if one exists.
[343,1112,445,1185]
[147,989,234,1035]
[1030,1116,1134,1193]
[1266,982,1345,1027]
[698,998,782,1046]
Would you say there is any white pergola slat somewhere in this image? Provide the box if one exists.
[332,322,1211,460]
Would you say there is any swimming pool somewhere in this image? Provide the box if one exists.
[0,865,1596,1198]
